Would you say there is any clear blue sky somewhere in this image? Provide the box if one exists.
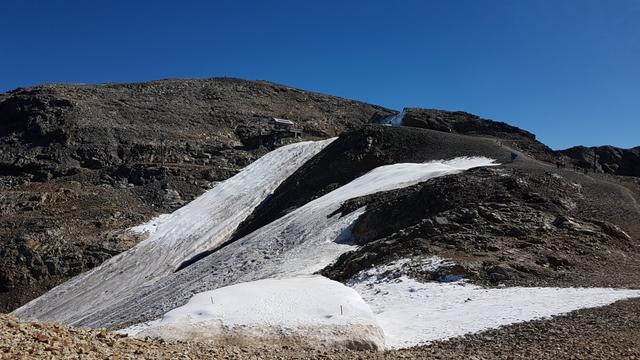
[1,1,638,149]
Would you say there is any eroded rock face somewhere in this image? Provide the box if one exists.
[0,78,393,311]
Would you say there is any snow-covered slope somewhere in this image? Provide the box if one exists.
[121,276,385,350]
[14,139,335,323]
[17,157,497,328]
[378,109,406,126]
[14,139,640,350]
[348,258,640,349]
[121,257,640,350]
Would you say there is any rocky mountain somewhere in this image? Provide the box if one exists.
[2,78,640,354]
[0,78,393,181]
[11,122,640,350]
[0,78,392,311]
[0,78,640,344]
[560,145,640,176]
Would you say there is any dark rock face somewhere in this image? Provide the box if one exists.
[399,108,556,162]
[559,145,640,176]
[0,78,393,311]
[322,164,640,288]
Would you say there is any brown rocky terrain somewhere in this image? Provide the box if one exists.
[399,107,556,162]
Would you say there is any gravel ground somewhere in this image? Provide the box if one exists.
[3,298,640,359]
[416,297,640,359]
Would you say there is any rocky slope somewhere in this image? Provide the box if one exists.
[397,108,556,162]
[560,145,640,176]
[322,161,640,289]
[227,126,640,291]
[0,78,392,311]
[231,125,511,242]
[31,123,632,334]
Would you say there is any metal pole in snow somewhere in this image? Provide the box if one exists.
[340,305,343,315]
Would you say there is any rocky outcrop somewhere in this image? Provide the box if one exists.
[322,164,640,288]
[0,78,392,311]
[559,145,640,176]
[0,78,392,182]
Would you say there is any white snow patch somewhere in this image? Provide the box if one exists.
[349,259,640,349]
[268,157,500,277]
[112,158,498,338]
[128,213,172,237]
[14,139,335,323]
[15,156,498,328]
[378,109,406,127]
[122,276,385,350]
[192,157,499,282]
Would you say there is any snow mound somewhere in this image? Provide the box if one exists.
[349,258,640,349]
[123,276,385,350]
[14,139,335,324]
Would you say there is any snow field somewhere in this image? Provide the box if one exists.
[219,157,501,278]
[14,139,336,323]
[74,157,497,329]
[348,258,640,348]
[16,140,640,351]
